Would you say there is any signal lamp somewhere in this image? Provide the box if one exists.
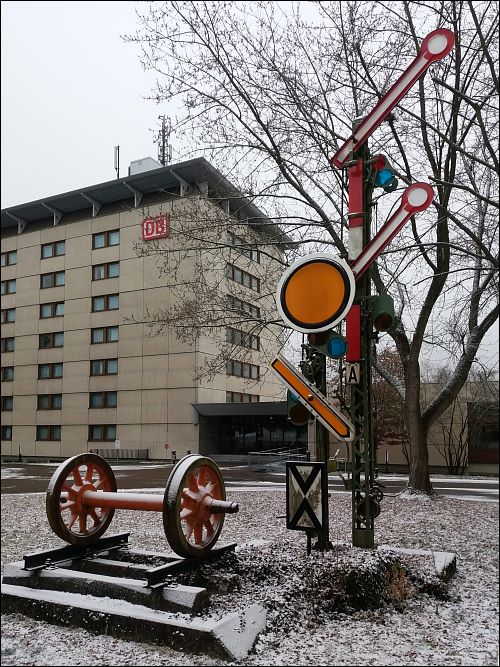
[373,155,398,193]
[307,330,348,359]
[373,293,395,331]
[287,390,310,426]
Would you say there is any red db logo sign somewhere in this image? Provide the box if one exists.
[142,214,169,241]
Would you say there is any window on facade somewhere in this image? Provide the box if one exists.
[89,391,118,408]
[226,360,260,379]
[88,424,117,441]
[1,396,13,411]
[41,241,65,258]
[40,302,64,319]
[1,425,12,441]
[1,308,16,323]
[1,337,15,352]
[91,326,119,344]
[36,425,61,441]
[1,250,17,266]
[228,231,260,262]
[40,271,65,289]
[227,295,260,319]
[38,363,63,379]
[37,394,62,410]
[92,229,120,249]
[90,358,118,376]
[226,327,260,351]
[39,332,64,349]
[225,264,260,292]
[91,294,119,312]
[226,391,260,403]
[1,366,14,381]
[92,261,120,280]
[1,279,16,295]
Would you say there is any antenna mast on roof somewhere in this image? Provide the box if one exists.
[114,145,120,179]
[156,116,172,166]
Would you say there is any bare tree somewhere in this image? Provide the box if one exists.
[125,0,499,493]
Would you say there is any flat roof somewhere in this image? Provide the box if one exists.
[1,157,289,243]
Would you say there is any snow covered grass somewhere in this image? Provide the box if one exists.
[1,490,498,666]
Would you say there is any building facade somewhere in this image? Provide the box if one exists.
[1,158,301,461]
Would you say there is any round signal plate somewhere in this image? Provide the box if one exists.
[276,254,355,333]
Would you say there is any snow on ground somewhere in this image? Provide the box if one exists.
[1,490,498,666]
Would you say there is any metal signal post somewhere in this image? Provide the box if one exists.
[346,128,378,548]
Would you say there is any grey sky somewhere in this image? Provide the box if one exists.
[1,1,497,370]
[1,1,161,208]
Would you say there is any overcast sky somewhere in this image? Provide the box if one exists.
[1,1,163,209]
[1,1,497,370]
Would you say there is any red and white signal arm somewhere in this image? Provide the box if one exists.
[331,29,455,168]
[142,214,169,241]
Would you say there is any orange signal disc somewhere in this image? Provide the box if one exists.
[276,255,355,333]
[284,262,346,325]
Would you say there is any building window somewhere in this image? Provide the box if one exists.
[226,327,260,351]
[1,250,17,266]
[92,261,120,280]
[228,231,260,262]
[88,424,117,441]
[1,308,16,323]
[226,360,260,379]
[1,425,12,441]
[41,241,65,258]
[40,302,64,319]
[89,391,117,408]
[40,271,65,289]
[38,363,63,379]
[227,295,260,319]
[92,229,120,249]
[39,332,64,349]
[225,264,260,292]
[1,279,16,295]
[1,396,13,411]
[90,358,118,376]
[36,425,61,441]
[91,326,119,344]
[37,394,62,410]
[226,391,260,403]
[1,366,14,381]
[91,294,119,312]
[1,337,15,352]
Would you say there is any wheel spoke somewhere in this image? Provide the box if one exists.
[72,467,83,487]
[89,508,101,526]
[78,512,88,534]
[193,524,203,545]
[187,472,199,493]
[83,463,94,483]
[204,520,214,537]
[66,510,78,529]
[180,507,193,519]
[198,466,207,487]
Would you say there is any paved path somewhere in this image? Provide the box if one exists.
[1,462,497,501]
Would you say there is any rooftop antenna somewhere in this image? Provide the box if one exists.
[114,145,120,179]
[156,116,172,166]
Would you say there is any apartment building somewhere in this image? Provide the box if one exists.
[1,157,303,461]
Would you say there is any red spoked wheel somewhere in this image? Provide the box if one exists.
[46,453,117,546]
[163,455,226,558]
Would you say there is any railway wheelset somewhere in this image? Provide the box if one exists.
[45,452,239,558]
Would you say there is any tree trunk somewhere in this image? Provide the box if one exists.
[405,383,434,495]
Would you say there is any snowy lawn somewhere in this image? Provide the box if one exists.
[1,490,498,666]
